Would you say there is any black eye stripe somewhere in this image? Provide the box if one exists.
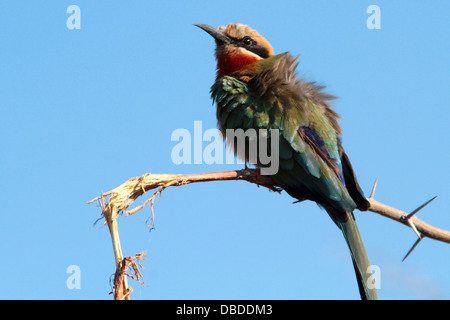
[228,36,269,59]
[247,45,270,59]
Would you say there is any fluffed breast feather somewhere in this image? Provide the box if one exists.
[249,52,343,136]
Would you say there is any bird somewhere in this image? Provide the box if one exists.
[194,22,377,300]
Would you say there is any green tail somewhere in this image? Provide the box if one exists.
[333,210,378,300]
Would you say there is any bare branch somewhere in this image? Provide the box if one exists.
[367,198,450,244]
[88,169,281,221]
[111,251,146,300]
[89,169,449,243]
[88,168,449,298]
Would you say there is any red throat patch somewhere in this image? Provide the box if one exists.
[216,53,259,80]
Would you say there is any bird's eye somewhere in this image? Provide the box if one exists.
[242,36,254,46]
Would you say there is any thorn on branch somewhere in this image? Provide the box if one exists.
[369,178,378,199]
[402,236,424,262]
[402,196,438,240]
[406,196,438,220]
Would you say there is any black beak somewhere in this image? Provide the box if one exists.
[194,23,232,45]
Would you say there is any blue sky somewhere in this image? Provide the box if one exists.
[0,1,449,300]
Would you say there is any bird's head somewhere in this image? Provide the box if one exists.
[194,23,274,81]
